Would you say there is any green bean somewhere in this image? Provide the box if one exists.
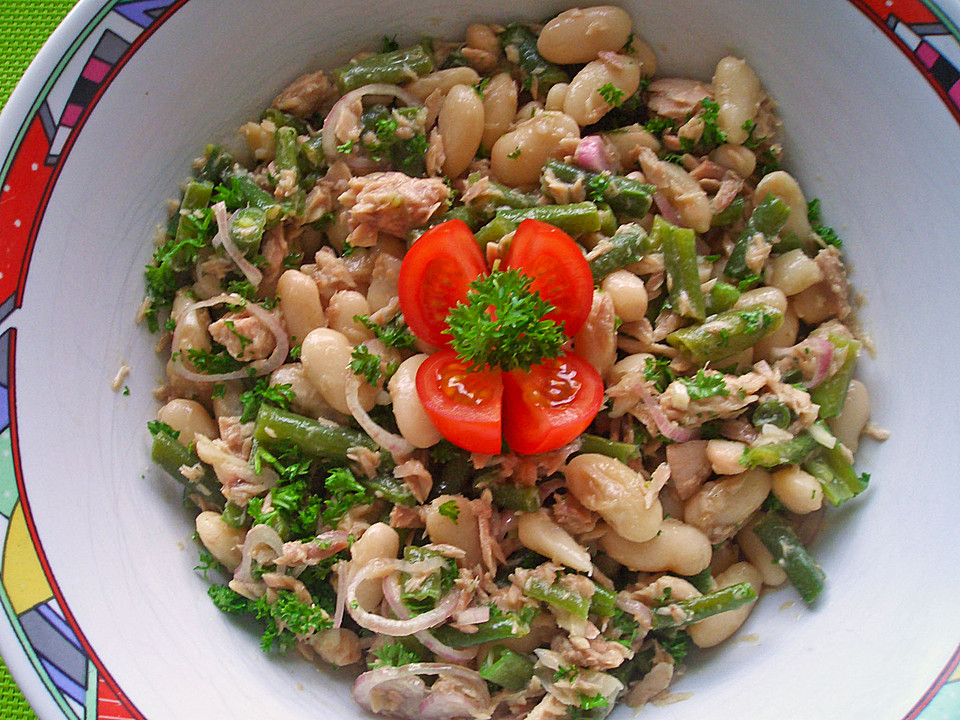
[588,227,651,282]
[261,107,309,135]
[810,335,862,418]
[221,501,250,529]
[253,405,377,464]
[589,584,618,618]
[653,216,706,321]
[439,205,485,231]
[479,646,534,691]
[751,399,792,429]
[543,160,655,218]
[223,172,284,224]
[464,174,539,214]
[683,568,715,594]
[739,432,819,469]
[151,433,224,510]
[332,45,435,93]
[361,472,417,507]
[578,434,640,464]
[229,207,267,256]
[711,195,745,227]
[597,202,618,236]
[197,145,235,185]
[524,577,591,619]
[667,303,783,363]
[299,134,327,171]
[489,483,541,513]
[703,280,741,315]
[169,180,213,270]
[474,202,602,245]
[724,194,791,281]
[650,582,757,629]
[752,512,825,604]
[430,610,533,648]
[499,24,568,99]
[802,444,869,506]
[274,126,299,173]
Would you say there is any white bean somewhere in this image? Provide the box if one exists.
[405,67,480,101]
[466,23,499,56]
[277,269,325,344]
[563,53,640,127]
[157,398,217,446]
[537,6,633,65]
[736,517,787,586]
[351,522,400,610]
[491,111,580,187]
[517,510,592,573]
[388,354,442,448]
[713,56,763,146]
[734,285,788,315]
[270,363,336,419]
[602,124,660,166]
[753,305,799,362]
[710,144,756,178]
[599,518,712,575]
[195,511,245,572]
[438,84,485,178]
[706,439,748,475]
[683,468,772,543]
[366,253,402,313]
[310,628,361,666]
[771,466,823,514]
[601,270,648,322]
[755,171,812,243]
[171,288,211,368]
[829,379,870,453]
[688,561,762,648]
[565,454,663,543]
[769,248,823,296]
[573,290,617,379]
[325,290,374,344]
[624,36,657,77]
[426,495,482,567]
[544,82,569,112]
[300,328,374,414]
[481,73,518,151]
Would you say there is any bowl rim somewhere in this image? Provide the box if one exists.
[0,0,959,718]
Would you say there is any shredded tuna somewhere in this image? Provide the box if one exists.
[551,635,632,671]
[217,415,254,458]
[660,370,767,428]
[258,224,289,298]
[389,505,426,529]
[394,459,433,504]
[310,246,357,304]
[338,171,450,238]
[647,78,712,120]
[550,492,599,536]
[665,440,711,500]
[272,70,335,117]
[209,310,278,363]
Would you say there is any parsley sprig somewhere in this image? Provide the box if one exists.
[444,269,565,372]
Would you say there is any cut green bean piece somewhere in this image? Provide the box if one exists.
[474,203,601,246]
[588,227,651,282]
[739,432,819,469]
[590,584,618,618]
[430,610,533,648]
[229,207,267,256]
[261,108,309,135]
[543,160,655,218]
[653,216,706,321]
[752,512,825,604]
[439,205,485,231]
[151,433,224,510]
[524,577,591,619]
[464,174,539,213]
[810,334,862,418]
[479,646,534,691]
[221,501,250,529]
[802,444,869,506]
[597,202,618,236]
[197,145,235,185]
[489,483,541,513]
[169,180,213,270]
[703,281,741,316]
[299,134,326,171]
[224,172,284,224]
[274,126,300,173]
[333,45,435,93]
[667,303,783,363]
[751,399,792,429]
[579,434,640,464]
[711,195,745,227]
[499,24,568,99]
[725,194,791,281]
[361,472,417,507]
[253,405,377,464]
[650,582,757,629]
[473,215,518,247]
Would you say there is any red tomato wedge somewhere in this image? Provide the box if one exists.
[416,349,503,455]
[504,219,594,337]
[398,219,488,348]
[502,352,604,455]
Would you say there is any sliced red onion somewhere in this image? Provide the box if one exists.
[452,605,490,626]
[574,135,614,173]
[801,337,835,389]
[354,664,489,719]
[170,293,289,383]
[333,561,348,629]
[345,372,415,459]
[346,559,460,636]
[653,191,684,227]
[383,575,478,663]
[322,84,421,162]
[211,201,263,288]
[616,593,653,629]
[233,523,284,588]
[419,691,487,720]
[636,384,699,443]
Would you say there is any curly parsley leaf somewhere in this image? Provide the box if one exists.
[147,420,180,440]
[644,355,675,393]
[240,379,295,424]
[255,589,331,653]
[368,641,425,669]
[585,173,611,203]
[438,500,460,523]
[807,198,843,248]
[656,628,693,663]
[323,467,371,527]
[209,584,255,614]
[445,269,565,372]
[355,313,418,350]
[350,345,397,385]
[679,369,729,400]
[597,82,625,107]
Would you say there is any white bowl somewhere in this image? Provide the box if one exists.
[1,1,959,718]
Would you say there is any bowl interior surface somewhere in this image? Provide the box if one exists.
[5,1,960,718]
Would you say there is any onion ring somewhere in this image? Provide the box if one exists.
[211,201,263,288]
[322,84,421,163]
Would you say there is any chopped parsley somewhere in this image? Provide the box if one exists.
[656,628,693,664]
[240,379,296,423]
[644,355,675,393]
[507,148,522,159]
[584,173,611,203]
[807,198,843,248]
[256,589,331,653]
[208,584,255,614]
[147,420,179,440]
[644,115,676,137]
[368,641,424,669]
[578,693,609,710]
[184,346,244,375]
[597,82,625,107]
[355,313,418,350]
[380,34,400,53]
[322,467,371,527]
[679,369,729,400]
[554,665,579,682]
[438,500,460,523]
[697,97,727,148]
[445,269,565,372]
[350,345,397,385]
[474,76,491,98]
[337,139,355,153]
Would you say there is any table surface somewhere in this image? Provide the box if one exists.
[0,3,76,716]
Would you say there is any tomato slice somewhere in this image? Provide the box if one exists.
[504,219,594,337]
[416,349,503,455]
[398,219,488,348]
[502,351,603,455]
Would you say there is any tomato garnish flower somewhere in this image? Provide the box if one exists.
[398,218,603,455]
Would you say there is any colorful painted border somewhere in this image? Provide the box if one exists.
[0,0,957,718]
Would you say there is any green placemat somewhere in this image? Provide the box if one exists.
[0,2,75,716]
